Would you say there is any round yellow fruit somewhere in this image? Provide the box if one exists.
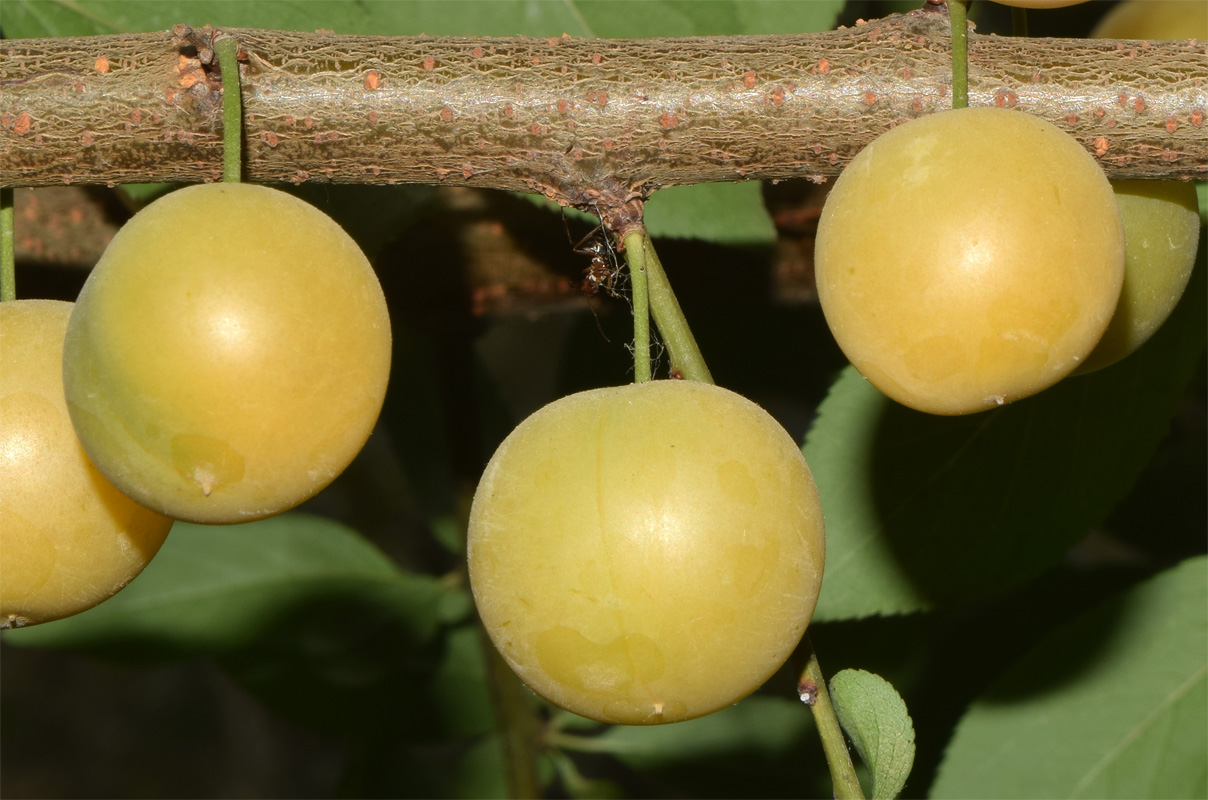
[815,106,1124,415]
[1091,0,1207,40]
[1078,180,1201,373]
[1,300,174,628]
[63,183,392,524]
[467,380,825,725]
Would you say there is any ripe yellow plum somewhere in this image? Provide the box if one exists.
[63,183,392,524]
[468,381,825,725]
[1078,180,1201,373]
[1091,0,1207,40]
[1,300,174,628]
[815,106,1124,415]
[1075,0,1206,373]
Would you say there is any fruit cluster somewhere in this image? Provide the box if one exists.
[2,182,392,627]
[814,105,1199,416]
[1,0,1200,734]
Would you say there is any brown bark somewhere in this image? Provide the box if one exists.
[2,9,1206,210]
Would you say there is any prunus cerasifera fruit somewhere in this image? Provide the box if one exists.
[62,183,391,523]
[815,106,1124,415]
[467,381,825,725]
[1078,180,1201,372]
[1091,0,1207,41]
[1,300,173,628]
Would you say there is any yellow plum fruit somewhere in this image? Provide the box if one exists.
[468,380,825,725]
[815,106,1124,415]
[1091,0,1207,41]
[1,300,174,628]
[1078,180,1201,372]
[62,183,392,524]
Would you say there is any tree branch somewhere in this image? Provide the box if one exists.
[2,9,1205,208]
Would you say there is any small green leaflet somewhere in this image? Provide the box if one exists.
[830,669,916,800]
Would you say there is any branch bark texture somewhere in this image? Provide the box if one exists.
[2,10,1205,207]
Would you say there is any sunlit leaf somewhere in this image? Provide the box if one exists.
[931,555,1208,799]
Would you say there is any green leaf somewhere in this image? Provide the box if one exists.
[931,555,1208,799]
[830,669,916,800]
[573,0,844,37]
[2,0,582,37]
[804,258,1207,621]
[117,183,173,206]
[645,182,777,246]
[4,0,842,39]
[2,513,446,661]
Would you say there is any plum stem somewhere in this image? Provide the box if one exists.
[215,34,243,183]
[949,0,970,110]
[800,640,867,799]
[638,230,714,384]
[622,230,652,383]
[0,187,13,302]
